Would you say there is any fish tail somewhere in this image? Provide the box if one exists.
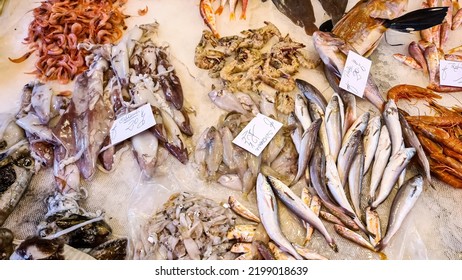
[230,12,236,20]
[386,7,449,32]
[215,5,224,15]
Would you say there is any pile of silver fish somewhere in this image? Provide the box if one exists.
[141,192,237,260]
[250,81,425,258]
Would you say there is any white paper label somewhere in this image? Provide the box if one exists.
[232,113,283,156]
[339,50,372,98]
[440,60,462,87]
[110,103,156,145]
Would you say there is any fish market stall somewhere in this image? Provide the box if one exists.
[0,0,462,260]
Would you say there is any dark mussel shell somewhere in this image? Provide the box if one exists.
[12,236,64,260]
[0,228,14,260]
[88,238,128,260]
[55,214,112,248]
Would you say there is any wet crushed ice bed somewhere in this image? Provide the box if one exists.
[0,0,462,260]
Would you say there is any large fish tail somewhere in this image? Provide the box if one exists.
[386,7,448,32]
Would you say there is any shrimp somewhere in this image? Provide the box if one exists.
[413,122,462,154]
[387,84,441,102]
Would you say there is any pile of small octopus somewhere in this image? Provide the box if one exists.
[0,21,196,260]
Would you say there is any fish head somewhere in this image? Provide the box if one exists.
[313,31,345,49]
[256,173,277,209]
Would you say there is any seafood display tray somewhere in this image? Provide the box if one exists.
[1,0,462,260]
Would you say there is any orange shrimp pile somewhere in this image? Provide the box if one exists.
[23,0,128,84]
[407,101,462,188]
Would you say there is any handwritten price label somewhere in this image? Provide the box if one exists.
[232,113,283,156]
[440,60,462,87]
[110,103,156,145]
[339,50,371,98]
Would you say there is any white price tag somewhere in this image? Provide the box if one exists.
[440,60,462,87]
[339,50,372,98]
[110,103,156,145]
[232,113,283,156]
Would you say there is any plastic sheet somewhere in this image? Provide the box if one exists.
[1,0,462,260]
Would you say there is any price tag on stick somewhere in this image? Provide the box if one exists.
[110,103,156,145]
[232,114,283,156]
[439,60,462,87]
[339,50,372,98]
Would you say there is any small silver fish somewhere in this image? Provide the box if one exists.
[325,154,355,217]
[342,112,370,147]
[383,99,403,157]
[294,93,312,131]
[256,174,303,259]
[333,93,345,135]
[267,175,337,252]
[308,101,330,156]
[288,113,302,154]
[399,112,431,183]
[295,79,328,112]
[337,130,361,187]
[325,95,342,161]
[368,125,391,204]
[325,154,369,234]
[371,147,416,209]
[363,116,381,174]
[348,141,365,219]
[376,175,423,251]
[292,118,321,184]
